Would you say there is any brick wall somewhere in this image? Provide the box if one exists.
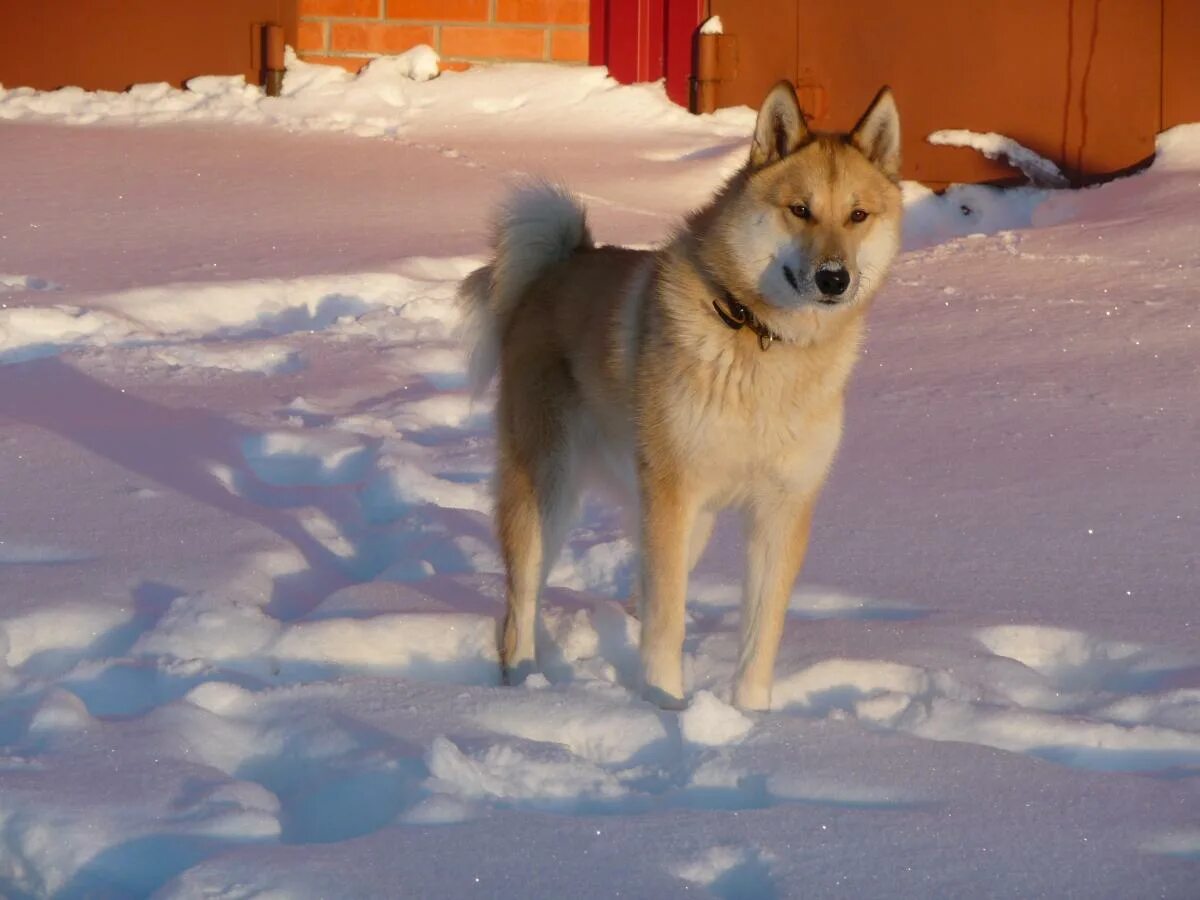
[298,0,589,71]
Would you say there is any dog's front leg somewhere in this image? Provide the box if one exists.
[733,496,816,711]
[638,470,697,709]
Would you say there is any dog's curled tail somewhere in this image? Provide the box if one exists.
[460,181,592,395]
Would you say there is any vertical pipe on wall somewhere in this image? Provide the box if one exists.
[263,23,285,96]
[692,32,718,113]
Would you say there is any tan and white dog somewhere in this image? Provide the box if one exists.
[461,81,902,710]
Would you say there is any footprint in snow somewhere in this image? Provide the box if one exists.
[0,273,62,292]
[771,624,1200,776]
[672,845,778,900]
[239,430,376,488]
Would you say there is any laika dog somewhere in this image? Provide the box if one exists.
[461,81,902,710]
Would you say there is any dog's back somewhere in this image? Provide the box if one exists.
[461,182,652,443]
[459,182,589,395]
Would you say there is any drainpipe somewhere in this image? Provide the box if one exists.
[691,31,719,114]
[263,24,285,97]
[692,25,739,115]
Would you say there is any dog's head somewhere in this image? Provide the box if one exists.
[721,82,903,319]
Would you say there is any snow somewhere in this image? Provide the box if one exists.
[0,56,1198,899]
[928,129,1070,187]
[679,691,755,746]
[700,16,725,35]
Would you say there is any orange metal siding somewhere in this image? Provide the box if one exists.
[0,0,298,91]
[1163,0,1200,129]
[710,0,1174,186]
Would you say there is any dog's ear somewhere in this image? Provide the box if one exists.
[850,86,901,179]
[750,81,808,168]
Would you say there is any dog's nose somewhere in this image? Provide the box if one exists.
[815,267,850,297]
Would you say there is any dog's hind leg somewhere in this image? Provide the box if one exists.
[496,361,579,685]
[733,495,816,711]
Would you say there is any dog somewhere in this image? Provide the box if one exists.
[461,81,902,710]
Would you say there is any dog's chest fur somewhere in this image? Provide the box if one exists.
[646,319,856,498]
[576,256,864,503]
[554,247,864,504]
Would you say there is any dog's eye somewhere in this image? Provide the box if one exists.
[850,208,869,223]
[788,204,811,220]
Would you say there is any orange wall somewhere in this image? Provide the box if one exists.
[297,0,590,72]
[1163,0,1200,129]
[710,0,1177,186]
[0,1,589,92]
[0,0,297,91]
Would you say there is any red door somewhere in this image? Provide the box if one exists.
[591,0,707,107]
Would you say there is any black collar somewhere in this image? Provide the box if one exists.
[711,291,784,351]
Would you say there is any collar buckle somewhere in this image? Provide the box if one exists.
[711,295,782,351]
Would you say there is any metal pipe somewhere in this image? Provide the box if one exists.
[692,32,719,114]
[263,23,285,97]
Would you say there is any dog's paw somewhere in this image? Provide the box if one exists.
[502,659,539,687]
[642,685,688,711]
[731,682,771,712]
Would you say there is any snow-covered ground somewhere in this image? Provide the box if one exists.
[0,56,1197,898]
